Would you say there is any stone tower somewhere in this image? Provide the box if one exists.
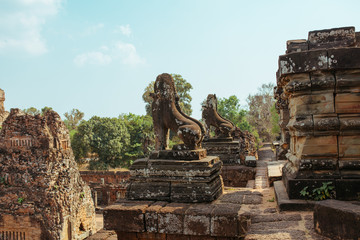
[0,109,96,239]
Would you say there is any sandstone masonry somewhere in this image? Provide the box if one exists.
[0,109,96,239]
[275,26,360,200]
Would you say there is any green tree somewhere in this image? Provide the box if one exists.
[120,113,154,159]
[41,106,53,115]
[23,107,40,115]
[216,95,253,132]
[64,109,84,131]
[72,116,130,169]
[246,83,277,142]
[142,74,193,116]
[270,103,280,136]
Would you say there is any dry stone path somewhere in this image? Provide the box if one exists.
[243,143,329,240]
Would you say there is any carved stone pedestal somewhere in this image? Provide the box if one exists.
[127,149,224,203]
[202,138,241,165]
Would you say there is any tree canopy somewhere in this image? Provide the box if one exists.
[246,83,278,142]
[142,73,193,116]
[72,116,130,169]
[64,108,84,131]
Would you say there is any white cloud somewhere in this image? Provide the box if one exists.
[0,0,63,55]
[115,41,145,65]
[114,24,131,37]
[74,41,145,67]
[73,51,112,66]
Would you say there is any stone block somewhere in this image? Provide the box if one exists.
[339,135,360,158]
[286,39,308,54]
[150,149,207,160]
[145,202,168,233]
[104,201,153,232]
[127,182,170,201]
[335,179,360,200]
[289,92,334,117]
[339,114,360,134]
[310,71,335,91]
[299,158,336,171]
[286,179,335,199]
[328,47,360,69]
[184,204,214,236]
[287,115,313,136]
[300,135,338,158]
[284,73,311,94]
[335,93,360,114]
[221,165,255,187]
[278,50,328,76]
[245,156,257,167]
[313,114,339,134]
[308,27,355,49]
[314,200,360,239]
[210,203,243,237]
[335,69,360,93]
[158,203,190,234]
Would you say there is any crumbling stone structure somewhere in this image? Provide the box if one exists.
[0,88,9,126]
[274,87,290,160]
[127,73,224,203]
[0,109,96,239]
[276,26,360,200]
[80,170,129,206]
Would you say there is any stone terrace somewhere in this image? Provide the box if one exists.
[88,144,328,240]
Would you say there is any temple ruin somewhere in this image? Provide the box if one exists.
[275,26,360,200]
[0,109,96,239]
[0,89,9,126]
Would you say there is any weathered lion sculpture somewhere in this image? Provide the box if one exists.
[202,94,235,138]
[151,73,205,150]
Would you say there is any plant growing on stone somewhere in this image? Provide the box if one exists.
[300,182,335,201]
[80,192,85,200]
[17,197,25,204]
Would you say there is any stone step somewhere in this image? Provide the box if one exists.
[246,180,255,189]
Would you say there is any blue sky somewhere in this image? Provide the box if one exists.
[1,0,360,120]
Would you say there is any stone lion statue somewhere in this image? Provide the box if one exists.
[202,94,235,138]
[151,73,205,150]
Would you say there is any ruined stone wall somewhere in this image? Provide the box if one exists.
[0,109,96,239]
[276,27,360,199]
[80,171,129,206]
[0,89,9,126]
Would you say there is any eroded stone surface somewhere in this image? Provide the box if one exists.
[0,108,96,239]
[276,26,360,200]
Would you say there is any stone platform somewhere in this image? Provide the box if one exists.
[104,189,264,239]
[126,153,224,203]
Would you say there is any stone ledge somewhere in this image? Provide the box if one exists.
[104,190,257,238]
[314,199,360,240]
[274,181,315,211]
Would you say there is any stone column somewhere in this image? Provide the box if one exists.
[276,27,360,200]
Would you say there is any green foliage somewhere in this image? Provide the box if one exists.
[267,197,275,202]
[17,197,25,204]
[79,192,85,200]
[216,95,252,132]
[142,73,193,116]
[300,182,335,201]
[120,113,155,159]
[64,108,84,131]
[72,116,130,169]
[41,106,53,115]
[23,107,40,115]
[270,103,280,136]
